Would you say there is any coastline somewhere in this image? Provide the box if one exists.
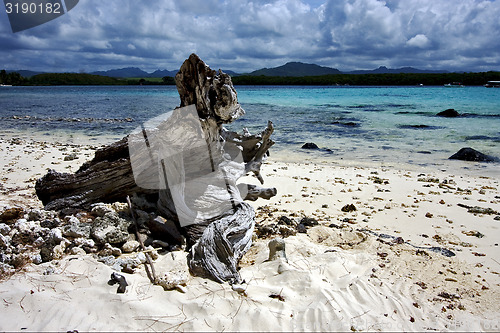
[1,133,499,331]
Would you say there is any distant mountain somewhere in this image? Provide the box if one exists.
[243,64,449,76]
[346,66,449,74]
[89,67,179,78]
[90,67,149,78]
[248,62,342,77]
[149,69,178,77]
[6,70,44,78]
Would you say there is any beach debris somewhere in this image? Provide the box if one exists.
[437,291,460,300]
[268,238,287,262]
[416,281,428,289]
[108,272,128,293]
[341,204,357,212]
[449,147,498,162]
[437,109,460,117]
[243,184,278,201]
[462,230,485,238]
[457,203,498,215]
[301,142,319,149]
[269,289,286,302]
[359,228,455,257]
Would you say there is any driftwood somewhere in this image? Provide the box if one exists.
[35,53,276,283]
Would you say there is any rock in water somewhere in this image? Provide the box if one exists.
[449,147,497,162]
[301,142,319,149]
[437,109,460,117]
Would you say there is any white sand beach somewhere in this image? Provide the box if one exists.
[1,137,499,332]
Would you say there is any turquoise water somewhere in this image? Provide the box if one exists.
[1,85,499,171]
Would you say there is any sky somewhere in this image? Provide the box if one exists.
[1,0,500,73]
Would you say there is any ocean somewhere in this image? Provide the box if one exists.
[1,85,499,174]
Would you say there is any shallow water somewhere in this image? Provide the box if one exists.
[1,85,499,175]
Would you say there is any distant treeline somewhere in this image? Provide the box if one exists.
[1,70,177,85]
[231,71,500,86]
[0,70,25,85]
[3,70,500,86]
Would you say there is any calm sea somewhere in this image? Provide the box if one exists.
[1,85,499,173]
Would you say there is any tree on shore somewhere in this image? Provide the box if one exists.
[0,70,27,85]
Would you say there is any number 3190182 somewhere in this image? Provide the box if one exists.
[5,2,62,14]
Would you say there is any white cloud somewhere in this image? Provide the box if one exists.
[406,34,430,48]
[0,0,499,72]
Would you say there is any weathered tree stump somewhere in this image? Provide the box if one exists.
[35,53,276,283]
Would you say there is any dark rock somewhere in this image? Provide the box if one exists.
[301,142,319,149]
[40,219,60,229]
[278,215,295,226]
[40,246,53,263]
[341,204,357,212]
[145,216,184,245]
[296,224,307,233]
[300,217,318,227]
[437,109,460,117]
[449,147,497,162]
[399,124,436,129]
[332,121,360,127]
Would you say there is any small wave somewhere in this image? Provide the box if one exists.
[4,115,135,123]
[461,113,500,119]
[465,135,500,142]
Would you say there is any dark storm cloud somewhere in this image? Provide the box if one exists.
[0,0,499,73]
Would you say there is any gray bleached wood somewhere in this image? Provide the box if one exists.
[35,53,276,284]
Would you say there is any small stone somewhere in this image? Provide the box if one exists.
[100,243,122,257]
[0,234,10,249]
[27,209,43,221]
[31,253,42,265]
[90,203,114,217]
[300,217,318,227]
[70,247,86,256]
[296,224,307,233]
[425,212,433,218]
[122,240,140,253]
[268,238,287,261]
[64,153,78,161]
[0,223,10,236]
[157,271,188,291]
[52,244,65,260]
[48,228,64,245]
